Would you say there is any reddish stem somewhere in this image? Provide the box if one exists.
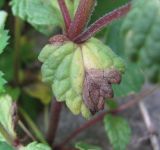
[56,87,158,148]
[74,2,131,43]
[58,0,72,32]
[46,99,63,146]
[67,0,96,39]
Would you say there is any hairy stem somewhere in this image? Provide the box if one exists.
[74,2,131,43]
[14,17,21,85]
[57,86,159,147]
[46,99,62,146]
[58,0,71,32]
[68,0,96,39]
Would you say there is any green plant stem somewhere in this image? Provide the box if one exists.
[14,17,21,85]
[56,86,159,148]
[19,108,47,144]
[18,120,35,141]
[44,106,49,133]
[46,99,62,146]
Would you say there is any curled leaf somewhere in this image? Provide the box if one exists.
[39,37,125,118]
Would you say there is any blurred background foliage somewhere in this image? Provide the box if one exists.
[0,0,159,149]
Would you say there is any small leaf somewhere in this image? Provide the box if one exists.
[25,142,51,150]
[75,142,102,150]
[0,141,14,150]
[24,82,52,105]
[104,114,131,150]
[0,95,17,140]
[11,0,60,35]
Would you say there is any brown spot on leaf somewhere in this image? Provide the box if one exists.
[83,68,121,115]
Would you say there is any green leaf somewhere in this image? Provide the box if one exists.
[104,115,131,150]
[75,142,102,150]
[0,141,14,150]
[0,11,9,55]
[0,11,9,94]
[0,95,16,141]
[113,62,144,97]
[39,38,125,118]
[122,0,160,83]
[0,11,7,29]
[25,142,51,150]
[24,82,52,105]
[0,29,9,55]
[11,0,79,35]
[11,0,60,35]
